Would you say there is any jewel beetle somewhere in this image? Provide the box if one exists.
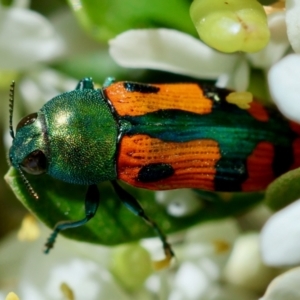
[8,77,300,266]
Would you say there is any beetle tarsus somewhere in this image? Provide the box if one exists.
[75,77,94,90]
[44,229,59,254]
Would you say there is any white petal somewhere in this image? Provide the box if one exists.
[19,68,77,112]
[50,10,101,57]
[286,0,300,53]
[224,233,276,293]
[155,189,203,217]
[170,262,210,299]
[183,219,239,266]
[0,7,65,70]
[261,199,300,266]
[17,228,130,300]
[185,219,239,246]
[247,12,289,69]
[0,232,30,295]
[216,57,250,91]
[109,29,239,79]
[268,54,300,122]
[260,267,300,300]
[208,285,257,300]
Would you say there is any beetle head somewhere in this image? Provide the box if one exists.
[8,81,48,199]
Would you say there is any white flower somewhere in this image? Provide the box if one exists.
[0,4,71,143]
[144,219,261,299]
[268,53,300,123]
[109,12,288,92]
[246,11,289,69]
[155,189,203,217]
[261,199,300,266]
[224,233,277,293]
[286,0,300,53]
[267,1,300,122]
[0,5,65,70]
[0,219,260,300]
[109,28,248,91]
[109,29,240,83]
[0,227,132,300]
[260,267,300,300]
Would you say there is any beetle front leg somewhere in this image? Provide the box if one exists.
[44,184,100,253]
[75,77,95,90]
[111,180,174,269]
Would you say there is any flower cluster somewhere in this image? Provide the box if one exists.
[1,0,300,299]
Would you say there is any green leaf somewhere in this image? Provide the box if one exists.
[5,167,263,246]
[1,0,13,6]
[67,0,196,42]
[264,168,300,211]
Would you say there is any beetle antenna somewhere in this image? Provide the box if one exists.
[9,81,15,139]
[18,166,39,200]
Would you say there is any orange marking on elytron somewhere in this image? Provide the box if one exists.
[117,135,221,190]
[241,142,274,191]
[104,82,213,116]
[247,101,269,122]
[290,138,300,170]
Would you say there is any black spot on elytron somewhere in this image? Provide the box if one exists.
[124,82,160,93]
[214,158,248,191]
[138,163,174,182]
[273,145,294,177]
[200,84,233,109]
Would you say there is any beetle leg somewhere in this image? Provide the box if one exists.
[44,184,100,253]
[111,180,174,265]
[103,77,116,88]
[75,77,95,90]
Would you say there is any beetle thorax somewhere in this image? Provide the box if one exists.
[42,90,118,185]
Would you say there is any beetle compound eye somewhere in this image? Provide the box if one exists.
[16,112,38,131]
[21,150,47,175]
